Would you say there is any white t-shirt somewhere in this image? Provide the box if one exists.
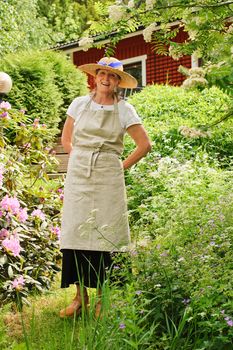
[67,95,141,130]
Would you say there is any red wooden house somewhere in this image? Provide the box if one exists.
[56,24,197,92]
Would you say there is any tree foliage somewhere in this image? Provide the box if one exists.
[0,0,52,57]
[86,0,233,95]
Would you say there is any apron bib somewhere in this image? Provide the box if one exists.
[60,97,130,252]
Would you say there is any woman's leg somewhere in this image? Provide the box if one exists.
[60,284,89,318]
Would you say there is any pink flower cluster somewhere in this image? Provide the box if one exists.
[12,275,25,291]
[0,195,28,222]
[31,209,45,221]
[51,226,61,239]
[2,235,22,257]
[0,101,11,110]
[0,101,11,119]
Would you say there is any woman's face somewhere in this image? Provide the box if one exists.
[95,69,120,94]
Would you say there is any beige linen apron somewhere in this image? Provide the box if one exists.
[60,97,130,252]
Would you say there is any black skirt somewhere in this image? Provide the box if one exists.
[61,249,130,289]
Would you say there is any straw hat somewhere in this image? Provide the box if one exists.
[0,72,12,94]
[78,57,138,89]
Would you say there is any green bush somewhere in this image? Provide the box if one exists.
[122,84,233,349]
[128,85,233,165]
[0,50,88,132]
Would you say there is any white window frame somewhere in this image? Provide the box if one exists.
[191,54,199,68]
[121,55,147,86]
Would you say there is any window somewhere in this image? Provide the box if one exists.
[122,55,147,87]
[120,55,147,98]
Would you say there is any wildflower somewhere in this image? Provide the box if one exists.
[31,209,45,221]
[135,290,142,295]
[113,265,120,269]
[179,126,210,139]
[23,142,31,149]
[146,0,156,11]
[32,118,40,128]
[51,226,61,239]
[19,109,26,114]
[2,235,22,257]
[17,208,28,223]
[143,23,156,42]
[220,310,225,315]
[0,228,9,239]
[160,251,168,257]
[182,298,190,305]
[0,111,10,119]
[227,319,233,327]
[128,0,134,8]
[119,323,126,329]
[108,5,125,22]
[12,276,25,291]
[0,195,20,215]
[0,101,11,110]
[60,194,64,201]
[78,37,94,52]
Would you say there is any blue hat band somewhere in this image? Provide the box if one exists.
[97,61,123,69]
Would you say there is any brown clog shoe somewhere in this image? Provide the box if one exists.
[60,298,89,318]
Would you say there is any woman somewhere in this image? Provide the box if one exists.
[60,57,151,318]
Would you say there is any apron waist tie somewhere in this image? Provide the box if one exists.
[73,145,120,178]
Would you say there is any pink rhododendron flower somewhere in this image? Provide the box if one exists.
[0,195,20,214]
[0,111,10,119]
[2,235,22,257]
[33,118,40,128]
[0,101,11,110]
[17,208,28,223]
[0,228,9,239]
[51,226,61,239]
[31,209,45,220]
[12,276,25,291]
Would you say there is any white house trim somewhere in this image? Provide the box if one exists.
[191,54,199,68]
[121,55,147,86]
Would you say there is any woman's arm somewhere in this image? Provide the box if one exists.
[61,116,75,154]
[123,124,152,170]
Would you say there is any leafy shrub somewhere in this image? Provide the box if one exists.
[128,85,233,165]
[122,84,233,349]
[0,50,88,132]
[0,101,63,308]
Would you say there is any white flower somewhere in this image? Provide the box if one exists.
[108,5,125,22]
[179,126,210,139]
[143,23,156,43]
[168,45,182,60]
[128,0,134,8]
[78,37,93,52]
[188,30,198,40]
[146,0,156,11]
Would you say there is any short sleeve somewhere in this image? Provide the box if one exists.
[66,96,89,120]
[122,101,142,129]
